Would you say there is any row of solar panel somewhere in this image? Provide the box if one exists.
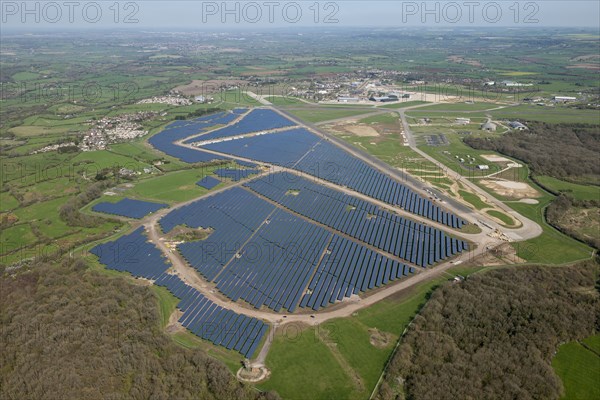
[244,173,468,267]
[197,176,221,189]
[294,142,466,228]
[202,128,319,166]
[90,228,267,358]
[300,235,415,311]
[160,187,275,280]
[184,109,296,144]
[198,126,465,228]
[92,198,168,219]
[90,227,171,279]
[154,273,268,358]
[213,209,331,312]
[158,185,452,312]
[148,111,240,163]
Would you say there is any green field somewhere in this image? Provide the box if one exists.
[260,277,446,399]
[359,113,400,125]
[552,336,600,400]
[458,190,490,210]
[486,209,515,226]
[288,108,375,123]
[128,169,218,203]
[535,176,600,202]
[379,100,430,109]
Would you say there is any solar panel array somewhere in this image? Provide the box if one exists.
[202,128,319,166]
[90,227,174,279]
[293,142,467,228]
[197,127,464,228]
[245,173,467,267]
[215,209,329,312]
[154,274,268,358]
[148,111,239,163]
[92,198,168,219]
[184,109,297,143]
[214,168,261,182]
[300,235,415,311]
[158,186,428,312]
[91,228,268,358]
[160,187,275,280]
[196,176,221,189]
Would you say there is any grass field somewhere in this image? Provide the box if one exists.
[359,113,400,125]
[150,285,181,328]
[486,209,515,226]
[552,336,600,400]
[259,325,358,400]
[458,190,490,210]
[379,100,430,109]
[260,277,446,399]
[288,108,375,123]
[128,169,216,203]
[535,176,600,202]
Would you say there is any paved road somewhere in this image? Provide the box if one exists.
[396,105,542,241]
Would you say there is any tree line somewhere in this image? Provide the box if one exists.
[375,261,599,400]
[464,122,600,184]
[0,257,280,400]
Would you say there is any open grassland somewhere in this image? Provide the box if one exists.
[259,277,445,400]
[552,336,600,400]
[535,176,600,202]
[128,168,217,203]
[287,108,376,123]
[490,105,600,124]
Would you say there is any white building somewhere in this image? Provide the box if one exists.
[553,96,577,102]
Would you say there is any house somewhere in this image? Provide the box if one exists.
[509,121,528,131]
[481,121,497,131]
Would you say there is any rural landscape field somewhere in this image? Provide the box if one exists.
[1,2,599,399]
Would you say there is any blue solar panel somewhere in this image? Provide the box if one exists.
[196,176,221,189]
[92,198,168,219]
[194,125,466,227]
[91,228,268,358]
[148,111,240,163]
[244,172,468,267]
[185,109,297,143]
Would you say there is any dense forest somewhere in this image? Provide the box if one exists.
[464,122,600,184]
[0,258,280,400]
[376,261,599,400]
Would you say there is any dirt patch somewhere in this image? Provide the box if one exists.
[345,125,380,137]
[475,242,527,266]
[481,154,511,163]
[173,79,246,96]
[369,328,393,348]
[519,198,539,204]
[166,309,185,333]
[479,179,540,198]
[237,366,271,383]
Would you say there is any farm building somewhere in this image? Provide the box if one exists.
[481,121,497,131]
[553,96,577,102]
[455,118,471,125]
[337,96,360,103]
[477,165,490,170]
[509,121,528,131]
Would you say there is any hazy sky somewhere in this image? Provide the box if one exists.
[1,1,599,30]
